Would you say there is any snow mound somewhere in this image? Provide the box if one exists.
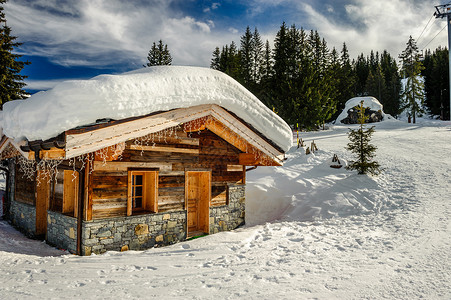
[246,142,391,224]
[0,66,292,152]
[335,96,386,124]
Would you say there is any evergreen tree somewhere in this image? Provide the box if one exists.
[239,26,253,85]
[399,36,425,123]
[346,101,381,175]
[354,53,370,96]
[365,64,386,103]
[380,50,402,117]
[257,40,273,108]
[227,41,241,79]
[0,0,29,108]
[422,47,449,119]
[145,40,172,67]
[261,40,273,80]
[334,42,356,118]
[210,47,221,70]
[251,27,264,84]
[271,22,292,119]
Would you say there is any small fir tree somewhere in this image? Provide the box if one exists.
[145,40,172,67]
[346,101,381,175]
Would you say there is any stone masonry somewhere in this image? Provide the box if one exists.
[81,210,186,255]
[9,199,36,237]
[47,211,77,253]
[210,184,245,234]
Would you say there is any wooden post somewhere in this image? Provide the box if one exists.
[84,158,93,221]
[35,170,50,236]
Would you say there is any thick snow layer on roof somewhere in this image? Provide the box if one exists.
[0,66,292,152]
[335,96,386,123]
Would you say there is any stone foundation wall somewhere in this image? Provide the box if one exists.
[47,211,78,254]
[210,184,245,234]
[9,199,36,237]
[81,211,186,255]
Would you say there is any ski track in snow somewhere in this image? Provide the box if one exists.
[0,121,450,299]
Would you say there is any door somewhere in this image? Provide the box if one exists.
[185,171,211,237]
[35,170,50,236]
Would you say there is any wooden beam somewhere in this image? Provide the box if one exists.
[28,148,66,160]
[239,153,281,166]
[227,165,244,172]
[126,144,199,154]
[93,161,172,172]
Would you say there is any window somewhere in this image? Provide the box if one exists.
[127,170,158,215]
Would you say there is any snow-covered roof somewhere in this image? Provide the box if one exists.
[335,96,386,123]
[0,66,292,152]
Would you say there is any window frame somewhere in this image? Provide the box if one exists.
[127,168,158,216]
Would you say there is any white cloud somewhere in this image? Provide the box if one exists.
[229,27,239,34]
[4,0,234,68]
[25,79,70,91]
[297,0,446,59]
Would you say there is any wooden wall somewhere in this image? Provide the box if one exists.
[88,129,245,220]
[14,165,35,206]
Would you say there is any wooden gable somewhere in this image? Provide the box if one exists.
[16,104,285,166]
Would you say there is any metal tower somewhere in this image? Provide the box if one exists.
[435,3,451,120]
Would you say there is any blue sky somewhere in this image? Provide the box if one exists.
[4,0,448,93]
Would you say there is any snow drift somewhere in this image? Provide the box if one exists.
[0,66,292,152]
[335,96,387,124]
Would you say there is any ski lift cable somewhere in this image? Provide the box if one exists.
[417,13,435,44]
[420,23,447,51]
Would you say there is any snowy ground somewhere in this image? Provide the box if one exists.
[1,119,450,299]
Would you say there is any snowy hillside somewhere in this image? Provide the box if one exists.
[1,119,450,299]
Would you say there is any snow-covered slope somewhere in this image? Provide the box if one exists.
[0,66,292,152]
[1,119,450,299]
[335,96,387,123]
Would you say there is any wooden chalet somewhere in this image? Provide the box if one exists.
[1,104,286,255]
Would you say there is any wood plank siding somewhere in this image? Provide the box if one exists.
[86,129,245,220]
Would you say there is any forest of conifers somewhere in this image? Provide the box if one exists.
[210,23,449,128]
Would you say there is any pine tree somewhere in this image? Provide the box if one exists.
[251,27,264,83]
[145,40,172,67]
[334,42,356,118]
[346,101,381,175]
[261,40,273,80]
[240,26,253,85]
[0,0,29,108]
[365,64,386,102]
[227,41,241,79]
[399,36,425,123]
[354,53,370,96]
[210,47,221,70]
[380,50,402,117]
[422,47,449,119]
